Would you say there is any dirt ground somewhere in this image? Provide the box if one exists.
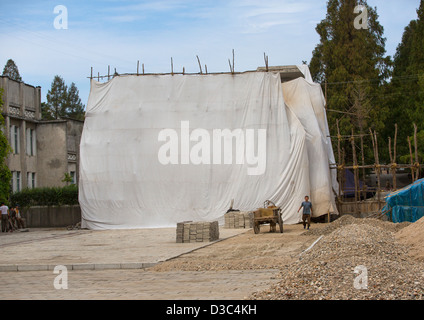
[152,223,325,272]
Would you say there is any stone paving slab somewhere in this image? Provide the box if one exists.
[0,226,280,300]
[0,227,248,271]
[0,269,278,300]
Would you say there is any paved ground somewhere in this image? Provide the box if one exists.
[0,227,246,268]
[0,224,318,300]
[1,269,277,300]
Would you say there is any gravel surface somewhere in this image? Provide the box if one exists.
[151,224,318,272]
[303,214,411,236]
[251,217,424,300]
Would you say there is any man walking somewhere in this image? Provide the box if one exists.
[1,203,9,232]
[298,196,313,230]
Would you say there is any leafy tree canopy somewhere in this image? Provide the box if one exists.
[2,59,22,82]
[43,75,85,121]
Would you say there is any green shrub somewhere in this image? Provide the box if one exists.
[10,184,78,207]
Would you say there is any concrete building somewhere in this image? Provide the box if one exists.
[0,75,83,192]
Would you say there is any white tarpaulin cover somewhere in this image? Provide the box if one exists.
[79,70,338,230]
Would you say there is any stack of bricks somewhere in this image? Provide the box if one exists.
[176,221,219,243]
[224,211,253,229]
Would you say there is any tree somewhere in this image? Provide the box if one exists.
[309,0,391,163]
[44,76,85,120]
[2,59,22,82]
[385,0,424,163]
[45,75,68,120]
[0,89,12,204]
[41,102,55,120]
[64,82,85,121]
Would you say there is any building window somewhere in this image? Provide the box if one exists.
[26,128,36,156]
[32,172,36,189]
[10,125,20,154]
[70,171,76,184]
[12,171,21,193]
[27,172,36,189]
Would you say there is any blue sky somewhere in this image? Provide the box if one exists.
[0,0,421,106]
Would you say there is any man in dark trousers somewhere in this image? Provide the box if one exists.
[298,196,313,230]
[0,203,9,232]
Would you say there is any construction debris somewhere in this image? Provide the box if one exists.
[176,221,219,243]
[66,222,82,230]
[250,216,424,300]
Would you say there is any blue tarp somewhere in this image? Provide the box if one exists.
[343,169,364,197]
[342,169,374,198]
[383,178,424,223]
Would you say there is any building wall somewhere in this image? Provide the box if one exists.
[66,119,84,184]
[36,121,68,187]
[1,76,41,192]
[1,75,84,192]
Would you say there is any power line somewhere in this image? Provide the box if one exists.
[322,73,422,86]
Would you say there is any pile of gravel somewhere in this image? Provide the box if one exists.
[304,214,411,236]
[251,221,424,300]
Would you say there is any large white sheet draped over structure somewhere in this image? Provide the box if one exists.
[79,70,338,230]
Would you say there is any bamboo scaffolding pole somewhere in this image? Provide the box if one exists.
[360,132,366,199]
[371,129,382,210]
[342,147,346,205]
[414,123,419,181]
[393,124,398,190]
[330,163,422,170]
[232,49,235,74]
[326,108,370,116]
[333,123,420,217]
[263,53,269,72]
[196,55,203,74]
[336,120,342,204]
[88,64,274,79]
[328,133,373,139]
[350,130,359,214]
[408,136,415,181]
[228,49,235,74]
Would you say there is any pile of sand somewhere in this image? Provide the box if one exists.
[396,216,424,261]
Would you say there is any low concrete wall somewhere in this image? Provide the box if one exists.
[20,205,81,228]
[337,200,385,217]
